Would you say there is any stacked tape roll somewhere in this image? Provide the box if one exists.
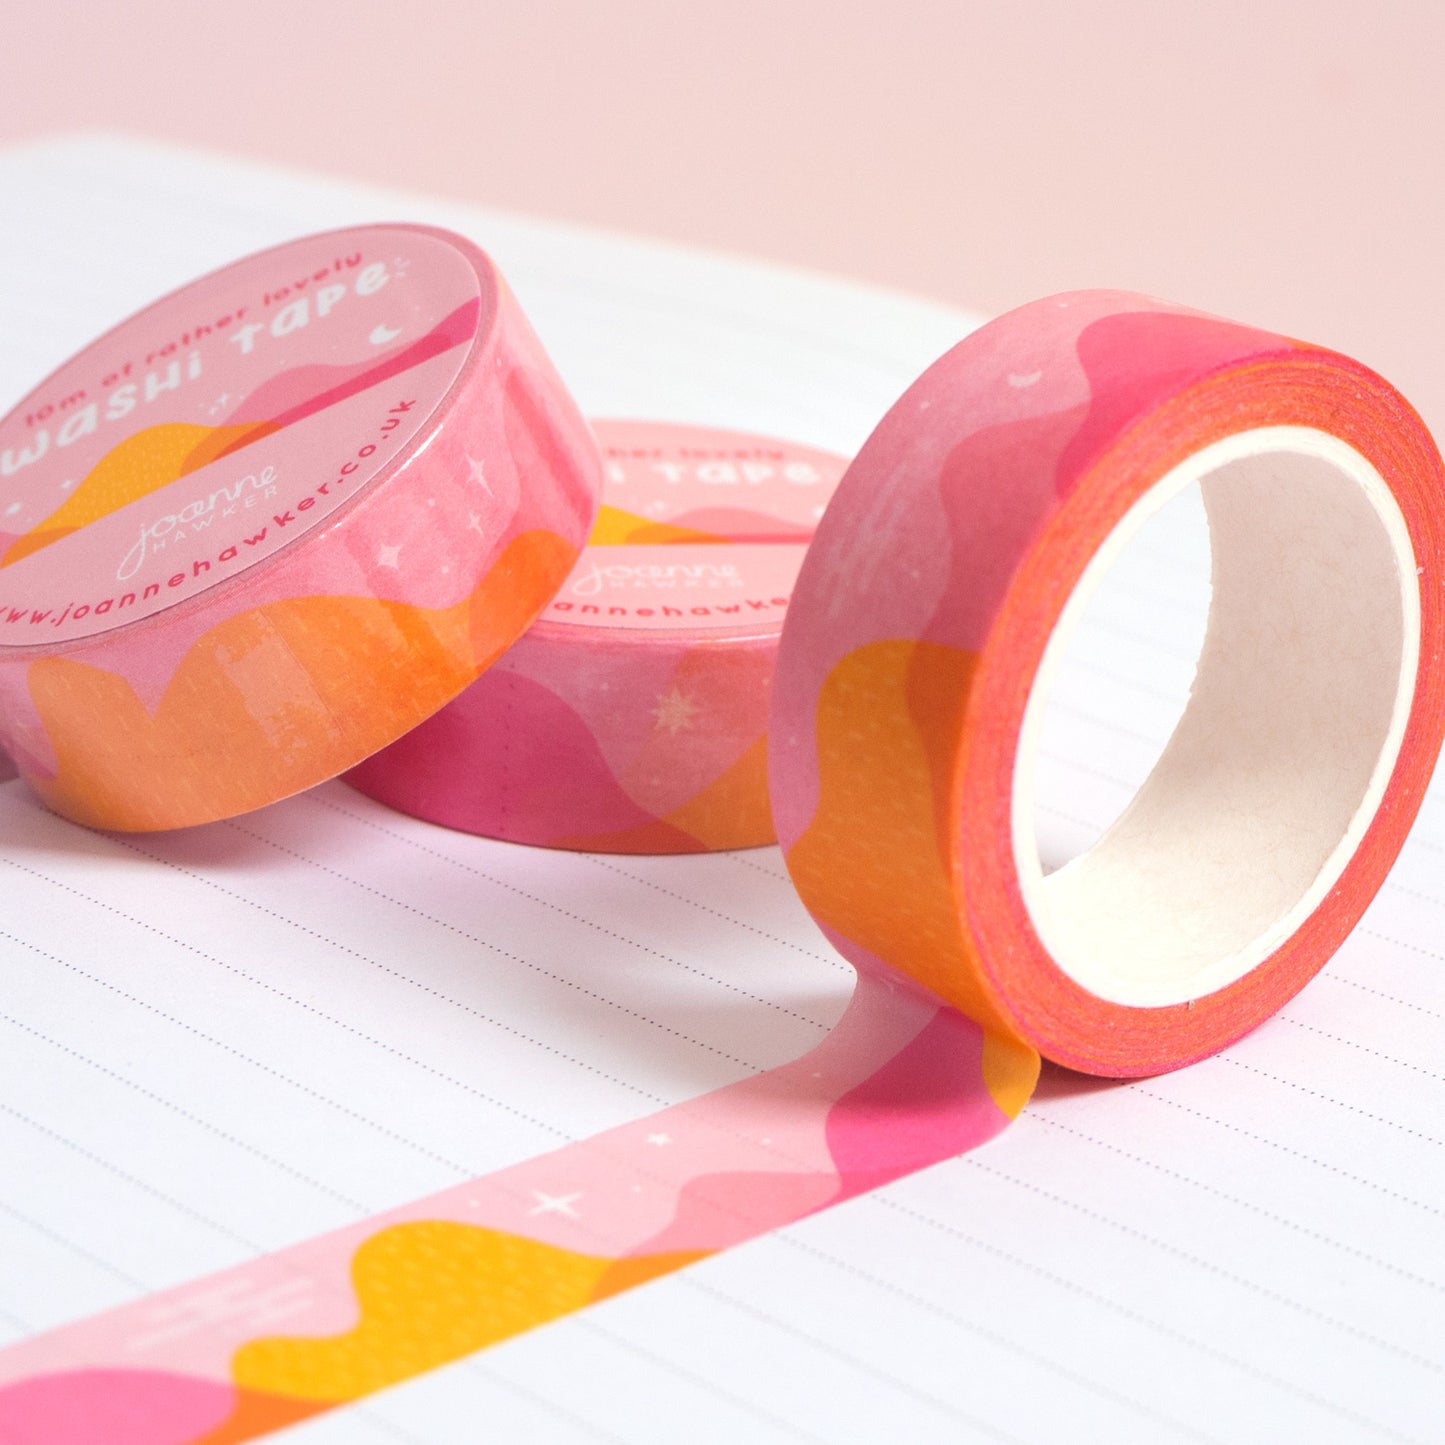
[771,288,1445,1082]
[0,225,601,831]
[347,420,848,851]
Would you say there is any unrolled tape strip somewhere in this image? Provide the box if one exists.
[0,291,1442,1442]
[346,420,848,852]
[0,225,601,831]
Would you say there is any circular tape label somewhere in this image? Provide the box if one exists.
[0,227,484,645]
[539,419,847,632]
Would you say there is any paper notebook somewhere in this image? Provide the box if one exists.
[0,135,1442,1444]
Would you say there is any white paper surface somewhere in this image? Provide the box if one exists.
[0,135,1441,1443]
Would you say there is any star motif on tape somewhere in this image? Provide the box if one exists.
[528,1190,582,1218]
[377,544,402,569]
[652,688,699,734]
[466,455,492,495]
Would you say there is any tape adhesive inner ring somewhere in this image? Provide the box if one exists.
[1013,425,1420,1008]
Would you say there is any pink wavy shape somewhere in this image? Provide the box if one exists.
[218,299,482,433]
[345,668,668,843]
[0,1368,236,1445]
[657,506,814,543]
[1058,310,1295,496]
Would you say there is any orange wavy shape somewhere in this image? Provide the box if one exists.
[783,639,1036,1115]
[26,528,575,830]
[660,732,772,849]
[588,503,732,546]
[179,421,280,476]
[189,1386,329,1444]
[230,1219,707,1404]
[1,422,271,569]
[590,1247,712,1301]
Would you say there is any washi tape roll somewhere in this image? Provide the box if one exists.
[1,292,1443,1443]
[770,289,1445,1079]
[0,225,601,831]
[346,420,847,851]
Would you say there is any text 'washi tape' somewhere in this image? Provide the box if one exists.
[0,225,601,831]
[347,420,847,851]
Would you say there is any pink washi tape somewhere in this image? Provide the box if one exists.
[0,225,601,830]
[769,289,1445,1078]
[347,420,847,851]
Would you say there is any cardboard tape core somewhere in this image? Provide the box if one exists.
[1014,426,1420,1008]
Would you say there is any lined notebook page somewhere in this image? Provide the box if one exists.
[1,136,1443,1443]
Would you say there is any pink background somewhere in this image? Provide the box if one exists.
[2,1,1444,429]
